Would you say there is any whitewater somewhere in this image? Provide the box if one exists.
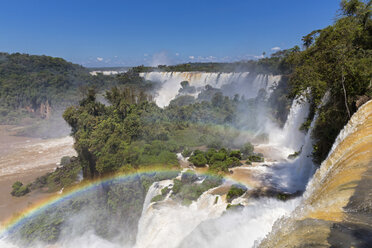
[140,72,281,107]
[2,73,369,248]
[0,71,310,248]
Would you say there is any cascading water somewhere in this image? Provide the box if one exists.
[263,92,330,193]
[132,95,320,247]
[3,74,369,248]
[135,179,174,247]
[139,72,281,107]
[267,95,310,152]
[135,186,227,248]
[179,197,300,248]
[265,108,316,193]
[259,100,372,247]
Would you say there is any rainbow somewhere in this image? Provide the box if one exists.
[0,167,250,239]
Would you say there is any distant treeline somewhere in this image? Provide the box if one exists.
[87,66,131,72]
[131,56,287,75]
[0,52,156,125]
[0,50,290,127]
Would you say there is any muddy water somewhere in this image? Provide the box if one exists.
[0,126,75,222]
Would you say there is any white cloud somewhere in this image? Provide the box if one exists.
[189,56,195,59]
[254,55,264,59]
[144,53,148,57]
[175,53,179,56]
[150,52,171,66]
[96,57,103,61]
[271,46,281,51]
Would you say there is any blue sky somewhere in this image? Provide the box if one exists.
[1,0,341,67]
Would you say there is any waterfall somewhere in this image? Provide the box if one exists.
[136,179,174,245]
[139,182,162,219]
[255,93,310,164]
[179,198,300,248]
[135,186,227,248]
[268,95,310,152]
[264,93,330,193]
[302,99,371,201]
[266,110,316,193]
[139,72,281,107]
[258,100,372,248]
[5,75,369,248]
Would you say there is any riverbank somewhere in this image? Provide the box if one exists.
[0,125,75,222]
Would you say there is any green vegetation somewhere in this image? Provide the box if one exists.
[167,85,263,131]
[7,2,372,246]
[0,53,158,138]
[187,148,242,173]
[283,0,372,163]
[0,53,92,125]
[63,80,266,178]
[185,142,263,173]
[13,171,179,246]
[171,174,223,205]
[11,181,30,197]
[226,203,244,211]
[11,156,82,197]
[61,86,264,177]
[247,154,264,162]
[240,142,255,159]
[30,156,82,192]
[63,87,177,177]
[130,59,284,74]
[181,148,192,157]
[226,184,247,202]
[151,186,171,203]
[151,194,166,202]
[188,152,208,167]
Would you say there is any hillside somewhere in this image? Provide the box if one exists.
[0,53,157,137]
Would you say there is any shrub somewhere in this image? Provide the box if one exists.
[181,148,192,157]
[188,153,207,167]
[226,184,247,202]
[225,157,241,168]
[12,181,23,190]
[60,156,71,166]
[172,179,182,194]
[205,148,217,160]
[171,175,222,205]
[181,170,198,183]
[226,203,244,211]
[241,142,254,157]
[210,151,226,163]
[209,161,229,173]
[248,154,264,162]
[11,181,30,197]
[161,186,170,196]
[229,150,242,159]
[151,194,165,202]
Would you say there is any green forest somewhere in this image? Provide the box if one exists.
[2,0,371,184]
[0,53,156,126]
[3,1,372,246]
[285,0,372,163]
[63,85,265,178]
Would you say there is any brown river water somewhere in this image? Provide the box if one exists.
[0,126,75,223]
